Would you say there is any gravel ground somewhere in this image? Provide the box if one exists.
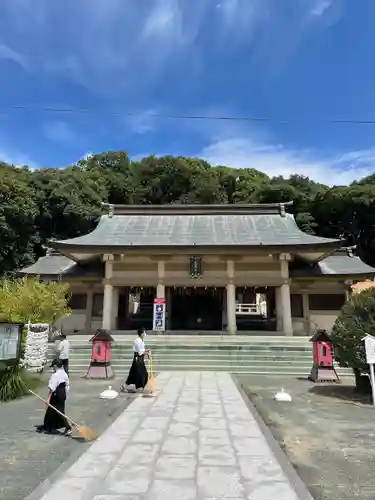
[237,375,375,500]
[0,374,133,500]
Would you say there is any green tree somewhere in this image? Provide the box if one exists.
[0,277,71,324]
[0,278,71,401]
[77,151,133,204]
[130,155,224,204]
[331,287,375,390]
[0,165,38,275]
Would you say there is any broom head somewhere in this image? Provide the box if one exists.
[77,425,99,441]
[144,374,157,394]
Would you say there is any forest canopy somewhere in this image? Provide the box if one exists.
[1,151,375,275]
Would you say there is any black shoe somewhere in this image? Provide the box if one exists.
[63,427,72,437]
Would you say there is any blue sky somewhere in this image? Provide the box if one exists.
[0,0,375,184]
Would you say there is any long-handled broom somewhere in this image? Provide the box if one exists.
[28,389,98,441]
[144,356,156,395]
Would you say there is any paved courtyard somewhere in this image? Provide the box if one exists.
[32,372,309,500]
[1,377,133,500]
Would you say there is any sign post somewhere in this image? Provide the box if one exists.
[0,323,23,371]
[362,334,375,406]
[153,298,166,333]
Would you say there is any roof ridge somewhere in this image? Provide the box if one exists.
[100,201,294,217]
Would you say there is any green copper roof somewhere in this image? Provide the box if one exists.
[18,254,74,276]
[51,203,342,249]
[291,248,375,277]
[18,251,104,277]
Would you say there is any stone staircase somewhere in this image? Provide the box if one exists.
[49,335,352,378]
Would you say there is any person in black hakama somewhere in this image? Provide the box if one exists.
[123,328,150,392]
[36,359,72,436]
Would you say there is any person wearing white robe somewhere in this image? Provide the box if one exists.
[36,359,72,435]
[124,328,150,392]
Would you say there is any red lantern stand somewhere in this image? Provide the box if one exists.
[85,329,115,379]
[308,329,339,383]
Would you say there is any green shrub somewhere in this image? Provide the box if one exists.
[331,287,375,376]
[0,364,44,402]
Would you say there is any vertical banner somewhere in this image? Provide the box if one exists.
[153,298,166,332]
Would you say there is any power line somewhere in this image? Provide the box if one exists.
[1,104,375,125]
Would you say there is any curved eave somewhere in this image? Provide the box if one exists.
[51,241,343,264]
[49,211,344,264]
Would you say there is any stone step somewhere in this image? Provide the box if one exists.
[68,365,350,376]
[54,344,314,352]
[48,336,350,376]
[70,351,312,361]
[72,359,315,367]
[66,335,312,344]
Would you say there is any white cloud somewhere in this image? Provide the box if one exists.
[141,0,178,40]
[0,44,29,70]
[0,0,341,95]
[43,120,75,143]
[0,0,209,95]
[124,109,160,135]
[199,136,375,185]
[310,0,334,17]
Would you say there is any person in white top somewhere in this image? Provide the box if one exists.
[36,359,72,436]
[123,328,151,392]
[58,334,70,375]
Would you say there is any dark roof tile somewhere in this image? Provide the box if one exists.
[18,256,104,277]
[292,249,375,277]
[52,212,341,248]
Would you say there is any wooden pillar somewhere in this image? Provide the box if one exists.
[226,260,237,335]
[84,289,94,334]
[157,261,165,298]
[280,254,293,336]
[275,287,283,331]
[102,257,114,330]
[302,293,310,335]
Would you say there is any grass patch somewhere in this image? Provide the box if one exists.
[0,365,44,402]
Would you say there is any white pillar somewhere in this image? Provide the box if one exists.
[279,254,293,336]
[302,293,310,335]
[111,287,119,330]
[226,260,237,335]
[84,289,94,334]
[102,258,114,330]
[102,284,113,329]
[275,287,283,331]
[280,284,293,336]
[157,261,165,298]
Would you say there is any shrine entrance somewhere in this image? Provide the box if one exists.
[169,287,224,330]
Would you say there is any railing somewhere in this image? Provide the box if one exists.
[236,303,261,315]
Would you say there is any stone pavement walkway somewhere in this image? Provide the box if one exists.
[35,372,309,500]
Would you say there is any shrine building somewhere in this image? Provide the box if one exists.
[19,202,375,336]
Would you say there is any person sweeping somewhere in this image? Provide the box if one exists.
[36,359,72,436]
[123,328,150,393]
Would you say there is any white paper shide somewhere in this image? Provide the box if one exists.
[23,323,50,372]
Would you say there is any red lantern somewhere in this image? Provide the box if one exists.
[85,329,114,379]
[308,330,339,383]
